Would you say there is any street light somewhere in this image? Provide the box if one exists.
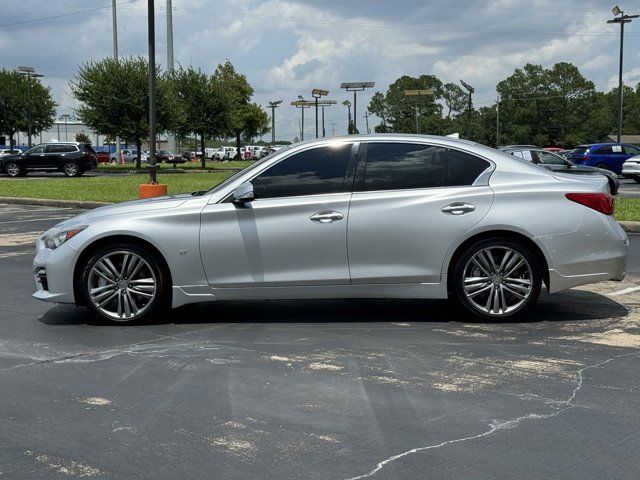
[342,100,352,134]
[267,100,282,144]
[607,6,638,143]
[60,114,71,141]
[17,66,43,148]
[317,99,337,137]
[404,89,434,134]
[460,79,475,139]
[340,82,374,133]
[311,88,329,138]
[291,99,313,141]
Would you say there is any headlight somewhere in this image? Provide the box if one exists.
[43,226,88,250]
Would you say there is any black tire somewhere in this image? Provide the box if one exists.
[633,176,640,184]
[452,238,542,321]
[63,161,81,177]
[80,243,170,323]
[4,162,26,177]
[595,163,609,171]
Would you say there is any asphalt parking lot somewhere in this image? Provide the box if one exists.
[0,203,639,479]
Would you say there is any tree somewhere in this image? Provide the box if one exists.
[0,69,55,147]
[215,61,270,159]
[71,56,178,168]
[169,66,230,167]
[442,83,467,120]
[75,132,91,144]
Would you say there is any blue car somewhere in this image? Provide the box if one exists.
[569,143,640,174]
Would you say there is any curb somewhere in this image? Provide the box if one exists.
[0,197,111,209]
[618,221,640,233]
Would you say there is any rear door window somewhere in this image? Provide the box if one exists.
[596,146,613,154]
[444,149,490,186]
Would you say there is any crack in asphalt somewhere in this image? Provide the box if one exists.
[0,323,234,372]
[342,351,640,480]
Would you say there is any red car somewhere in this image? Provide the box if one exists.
[96,151,110,164]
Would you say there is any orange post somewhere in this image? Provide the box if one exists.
[139,183,168,199]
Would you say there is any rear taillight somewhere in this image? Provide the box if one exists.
[565,192,614,215]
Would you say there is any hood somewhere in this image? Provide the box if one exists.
[1,153,24,162]
[55,193,195,228]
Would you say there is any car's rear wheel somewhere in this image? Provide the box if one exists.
[595,163,609,170]
[633,176,640,184]
[80,244,169,323]
[4,162,25,177]
[63,161,81,177]
[453,238,541,321]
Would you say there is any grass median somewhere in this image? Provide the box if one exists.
[98,160,253,171]
[2,174,640,222]
[0,172,234,203]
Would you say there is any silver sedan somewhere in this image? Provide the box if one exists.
[33,134,628,322]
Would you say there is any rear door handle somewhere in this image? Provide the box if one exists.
[441,202,476,215]
[310,211,344,223]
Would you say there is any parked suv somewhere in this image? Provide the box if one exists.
[569,143,640,174]
[0,142,97,177]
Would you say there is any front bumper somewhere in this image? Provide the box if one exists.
[32,243,77,304]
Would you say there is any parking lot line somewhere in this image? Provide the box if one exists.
[0,217,72,225]
[608,285,640,296]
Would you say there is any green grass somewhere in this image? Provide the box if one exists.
[98,160,253,171]
[0,172,234,203]
[614,197,640,222]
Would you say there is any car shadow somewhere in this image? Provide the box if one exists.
[38,288,628,327]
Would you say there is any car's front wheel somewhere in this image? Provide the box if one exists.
[80,244,169,323]
[452,238,541,321]
[4,162,26,177]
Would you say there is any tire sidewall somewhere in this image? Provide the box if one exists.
[80,243,169,324]
[5,162,23,177]
[453,238,542,321]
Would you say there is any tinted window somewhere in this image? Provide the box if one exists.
[46,144,76,153]
[596,145,613,154]
[26,146,44,154]
[252,144,352,199]
[445,149,490,186]
[624,145,640,155]
[362,143,445,191]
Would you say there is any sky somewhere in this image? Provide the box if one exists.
[1,0,639,142]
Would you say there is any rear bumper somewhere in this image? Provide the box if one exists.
[538,212,628,293]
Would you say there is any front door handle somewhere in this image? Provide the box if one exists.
[441,202,476,215]
[310,211,344,223]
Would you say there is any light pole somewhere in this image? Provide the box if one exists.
[318,100,336,137]
[311,89,329,138]
[340,82,374,133]
[111,0,122,164]
[608,6,638,143]
[460,80,475,139]
[148,0,158,184]
[60,114,70,141]
[404,89,434,134]
[268,100,282,144]
[342,100,352,134]
[17,66,43,148]
[291,97,313,141]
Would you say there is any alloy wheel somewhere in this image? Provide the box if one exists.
[462,246,533,316]
[87,250,157,320]
[64,162,79,176]
[5,163,21,177]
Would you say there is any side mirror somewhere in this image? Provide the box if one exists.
[232,183,254,204]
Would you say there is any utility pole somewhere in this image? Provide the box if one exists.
[17,66,43,148]
[166,0,176,155]
[342,100,352,134]
[364,110,370,134]
[112,0,122,164]
[340,82,374,133]
[148,0,158,184]
[268,100,282,144]
[608,6,638,143]
[404,89,434,135]
[330,121,336,137]
[60,114,70,141]
[460,79,475,140]
[496,94,500,146]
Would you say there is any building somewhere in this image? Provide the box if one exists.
[601,135,640,145]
